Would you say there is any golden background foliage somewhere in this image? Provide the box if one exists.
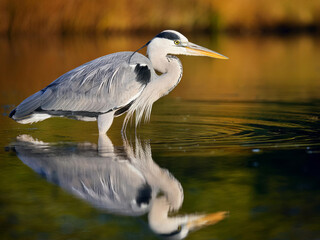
[1,0,320,35]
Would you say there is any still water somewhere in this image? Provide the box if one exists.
[0,33,320,240]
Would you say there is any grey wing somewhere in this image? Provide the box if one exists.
[11,52,153,119]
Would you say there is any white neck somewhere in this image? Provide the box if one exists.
[148,196,187,235]
[146,37,184,98]
[123,47,183,128]
[148,53,183,99]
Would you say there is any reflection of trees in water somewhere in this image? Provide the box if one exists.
[13,134,226,239]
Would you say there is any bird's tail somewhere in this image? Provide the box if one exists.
[9,108,16,119]
[9,90,50,123]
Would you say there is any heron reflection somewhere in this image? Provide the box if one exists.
[12,134,226,239]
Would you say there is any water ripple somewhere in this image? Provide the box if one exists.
[147,100,320,154]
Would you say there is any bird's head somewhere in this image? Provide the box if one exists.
[148,196,228,240]
[146,30,228,60]
[150,211,228,240]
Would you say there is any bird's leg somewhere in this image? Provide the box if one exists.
[97,112,114,135]
[98,134,115,157]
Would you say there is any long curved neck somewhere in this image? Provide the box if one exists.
[148,53,183,98]
[124,53,183,127]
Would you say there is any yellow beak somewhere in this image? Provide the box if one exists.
[186,42,228,59]
[187,211,228,230]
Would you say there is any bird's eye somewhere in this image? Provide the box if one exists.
[174,40,180,45]
[177,225,182,231]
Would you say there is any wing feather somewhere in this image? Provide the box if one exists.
[11,52,153,120]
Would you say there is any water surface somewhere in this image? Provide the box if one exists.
[0,34,320,240]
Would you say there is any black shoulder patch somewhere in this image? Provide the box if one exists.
[134,64,151,85]
[136,184,152,207]
[155,31,180,41]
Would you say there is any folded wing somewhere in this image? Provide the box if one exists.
[10,52,153,121]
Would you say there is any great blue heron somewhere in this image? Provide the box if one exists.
[12,134,227,239]
[9,30,228,134]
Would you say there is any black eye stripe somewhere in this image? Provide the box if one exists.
[155,31,180,41]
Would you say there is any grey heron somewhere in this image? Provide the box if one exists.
[12,134,227,239]
[9,30,228,134]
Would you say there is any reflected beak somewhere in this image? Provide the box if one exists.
[186,42,228,59]
[186,211,228,231]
